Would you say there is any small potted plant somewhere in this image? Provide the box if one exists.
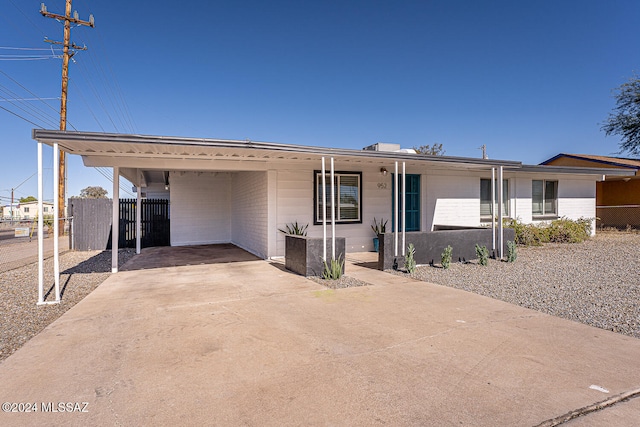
[371,217,387,252]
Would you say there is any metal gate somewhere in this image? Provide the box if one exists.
[119,199,170,248]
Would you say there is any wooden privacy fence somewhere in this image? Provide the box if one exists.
[69,198,170,251]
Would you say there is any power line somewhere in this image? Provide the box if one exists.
[0,104,44,128]
[0,46,63,51]
[0,84,60,128]
[7,0,49,36]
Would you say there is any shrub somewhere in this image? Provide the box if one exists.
[506,240,517,263]
[504,217,592,246]
[405,243,416,273]
[278,221,308,236]
[441,245,453,269]
[475,244,489,266]
[546,217,592,243]
[322,256,344,280]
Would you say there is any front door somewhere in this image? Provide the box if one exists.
[392,174,420,231]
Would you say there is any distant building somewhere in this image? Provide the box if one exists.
[541,154,640,229]
[2,201,55,220]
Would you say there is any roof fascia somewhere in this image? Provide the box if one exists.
[33,129,522,168]
[507,164,635,176]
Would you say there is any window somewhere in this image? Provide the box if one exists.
[480,179,509,218]
[314,171,362,224]
[24,207,29,213]
[43,207,48,213]
[532,180,558,216]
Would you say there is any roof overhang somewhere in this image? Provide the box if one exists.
[506,164,636,178]
[33,130,524,186]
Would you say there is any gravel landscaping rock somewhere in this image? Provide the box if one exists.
[0,249,136,362]
[391,231,640,339]
[307,275,371,289]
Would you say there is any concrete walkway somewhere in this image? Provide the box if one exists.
[1,248,639,426]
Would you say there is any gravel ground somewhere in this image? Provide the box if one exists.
[307,275,371,289]
[392,231,640,339]
[0,249,136,362]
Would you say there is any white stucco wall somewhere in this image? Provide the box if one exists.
[170,171,231,246]
[274,163,396,256]
[425,174,480,230]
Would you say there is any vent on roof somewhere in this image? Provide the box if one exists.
[363,142,401,152]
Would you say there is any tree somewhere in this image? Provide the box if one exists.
[19,196,37,203]
[413,143,446,156]
[79,186,108,199]
[602,75,640,156]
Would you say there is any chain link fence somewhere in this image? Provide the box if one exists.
[596,206,640,230]
[0,218,71,273]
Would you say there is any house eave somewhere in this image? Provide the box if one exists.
[32,129,522,169]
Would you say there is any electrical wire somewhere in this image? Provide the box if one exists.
[0,104,44,128]
[0,86,59,128]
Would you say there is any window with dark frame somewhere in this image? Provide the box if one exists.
[480,178,509,218]
[314,171,362,224]
[532,180,558,216]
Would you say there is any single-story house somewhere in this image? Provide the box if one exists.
[32,130,635,269]
[541,154,640,229]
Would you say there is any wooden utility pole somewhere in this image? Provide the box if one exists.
[40,1,94,234]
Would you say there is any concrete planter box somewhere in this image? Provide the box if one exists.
[284,235,346,277]
[378,227,516,270]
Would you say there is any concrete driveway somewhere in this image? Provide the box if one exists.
[1,246,640,426]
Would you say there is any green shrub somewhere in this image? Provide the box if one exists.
[546,217,592,243]
[504,217,592,246]
[405,243,416,273]
[322,256,344,280]
[278,221,308,236]
[441,245,453,269]
[475,244,489,266]
[506,240,517,263]
[504,218,544,246]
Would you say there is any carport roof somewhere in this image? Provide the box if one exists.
[33,129,520,167]
[32,130,633,186]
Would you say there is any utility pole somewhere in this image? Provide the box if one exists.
[40,1,94,234]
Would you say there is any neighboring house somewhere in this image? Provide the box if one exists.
[33,130,633,260]
[542,154,640,229]
[2,201,54,220]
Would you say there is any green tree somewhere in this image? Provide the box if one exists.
[602,75,640,156]
[79,186,108,199]
[413,143,445,156]
[19,196,37,203]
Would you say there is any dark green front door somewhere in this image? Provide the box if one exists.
[392,174,420,231]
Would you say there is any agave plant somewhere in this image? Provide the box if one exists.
[278,221,309,236]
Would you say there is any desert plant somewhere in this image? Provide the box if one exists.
[475,244,489,266]
[405,243,416,273]
[278,221,308,236]
[441,245,453,269]
[506,240,517,263]
[371,217,388,235]
[322,256,344,280]
[505,217,593,246]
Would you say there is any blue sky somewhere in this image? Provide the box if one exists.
[1,0,638,204]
